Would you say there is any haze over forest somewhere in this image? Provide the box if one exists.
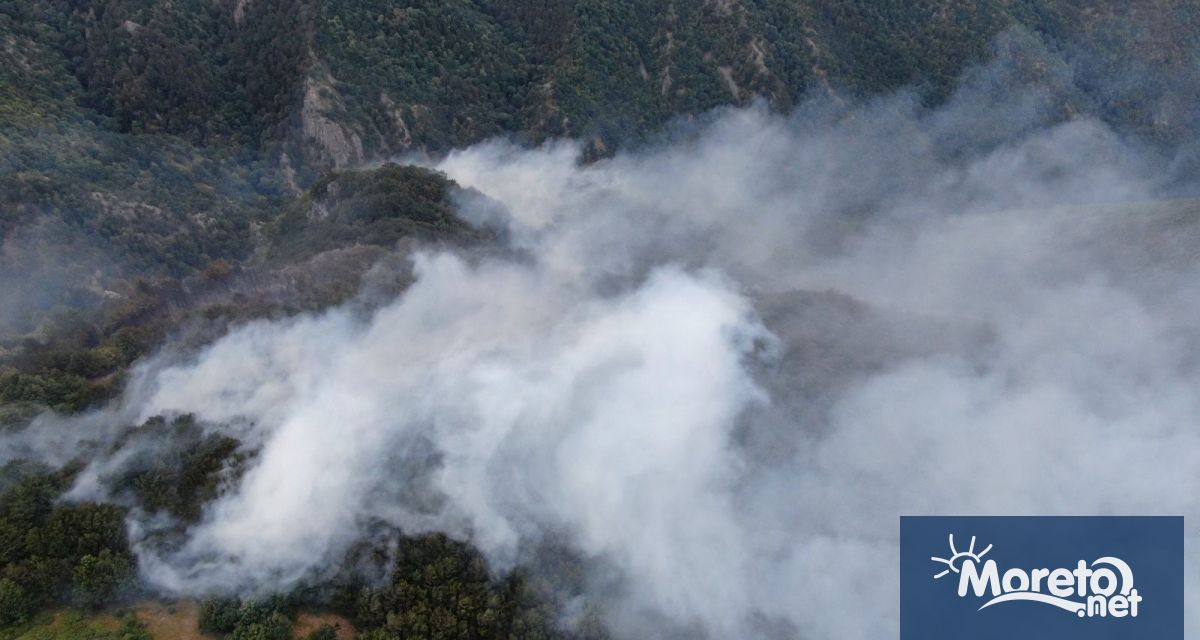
[1,2,1199,639]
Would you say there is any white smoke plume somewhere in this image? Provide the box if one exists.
[12,39,1200,638]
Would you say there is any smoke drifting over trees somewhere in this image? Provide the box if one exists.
[3,29,1200,640]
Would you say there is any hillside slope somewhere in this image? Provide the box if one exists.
[5,0,1198,164]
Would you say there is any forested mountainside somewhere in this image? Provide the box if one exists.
[5,1,1199,158]
[2,0,1196,308]
[2,1,1199,639]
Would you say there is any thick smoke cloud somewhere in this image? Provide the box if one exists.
[426,86,1200,637]
[14,37,1200,638]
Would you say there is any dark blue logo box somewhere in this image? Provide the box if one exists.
[900,516,1183,639]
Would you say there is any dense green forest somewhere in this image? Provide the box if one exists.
[1,0,1198,637]
[0,461,135,626]
[4,0,1196,157]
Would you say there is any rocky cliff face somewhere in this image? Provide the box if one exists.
[298,69,365,168]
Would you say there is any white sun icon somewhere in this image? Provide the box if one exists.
[930,534,992,580]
